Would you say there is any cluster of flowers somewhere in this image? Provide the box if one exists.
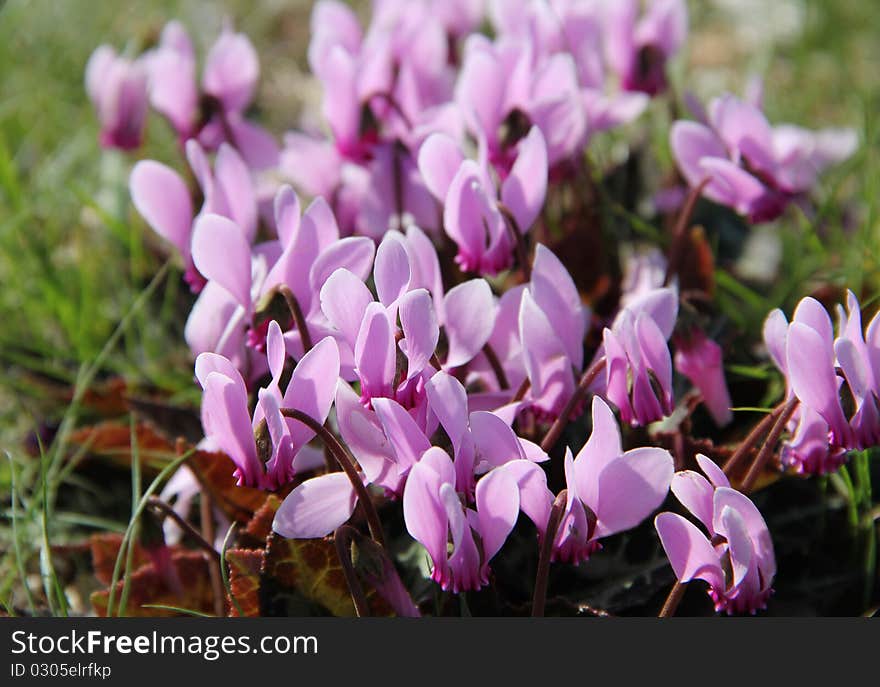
[86,1,860,615]
[764,292,880,475]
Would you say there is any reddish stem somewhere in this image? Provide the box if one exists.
[540,357,606,453]
[532,490,568,617]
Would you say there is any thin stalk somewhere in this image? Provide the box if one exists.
[540,357,606,453]
[838,466,860,530]
[334,526,371,617]
[664,178,710,285]
[532,490,567,617]
[221,523,246,618]
[146,497,219,562]
[280,408,385,547]
[278,285,313,353]
[511,377,531,404]
[497,203,532,282]
[200,491,224,617]
[482,342,509,390]
[722,402,786,477]
[658,581,687,618]
[117,417,143,617]
[105,449,192,617]
[740,398,798,493]
[6,452,35,614]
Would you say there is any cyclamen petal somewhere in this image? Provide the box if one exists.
[418,133,465,201]
[273,472,358,539]
[213,144,258,243]
[403,448,454,575]
[399,289,439,380]
[786,322,850,444]
[474,468,520,570]
[130,161,194,259]
[371,397,431,474]
[281,336,341,454]
[592,446,674,537]
[374,232,412,308]
[191,213,253,308]
[500,126,548,233]
[354,302,397,401]
[444,279,497,368]
[320,268,375,348]
[203,30,259,113]
[655,512,725,589]
[469,410,526,471]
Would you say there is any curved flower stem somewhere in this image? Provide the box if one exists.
[146,497,219,563]
[334,525,371,617]
[278,285,313,353]
[658,580,687,618]
[511,377,531,404]
[532,490,568,617]
[722,402,787,477]
[280,408,386,547]
[364,91,414,131]
[199,491,224,617]
[482,342,509,390]
[740,397,798,493]
[664,178,710,285]
[540,357,607,453]
[497,202,532,282]
[392,142,404,223]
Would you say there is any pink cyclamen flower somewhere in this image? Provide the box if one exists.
[655,454,776,614]
[425,371,548,497]
[403,447,551,592]
[146,21,278,169]
[554,397,674,563]
[674,328,733,426]
[763,296,854,473]
[85,45,148,151]
[419,127,548,274]
[519,244,588,420]
[597,286,678,426]
[318,231,497,409]
[455,32,585,170]
[605,0,688,96]
[834,290,880,449]
[490,0,649,141]
[195,330,339,489]
[130,141,258,292]
[671,92,857,222]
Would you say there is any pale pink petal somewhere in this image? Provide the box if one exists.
[273,472,358,538]
[374,232,412,308]
[444,279,497,367]
[655,512,725,589]
[501,126,548,233]
[320,268,375,348]
[191,213,252,308]
[593,447,673,537]
[130,160,193,259]
[399,289,439,379]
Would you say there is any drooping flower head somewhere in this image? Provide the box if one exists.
[605,0,688,96]
[763,292,880,474]
[671,90,856,222]
[656,455,776,615]
[595,286,678,426]
[554,397,674,563]
[85,45,149,151]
